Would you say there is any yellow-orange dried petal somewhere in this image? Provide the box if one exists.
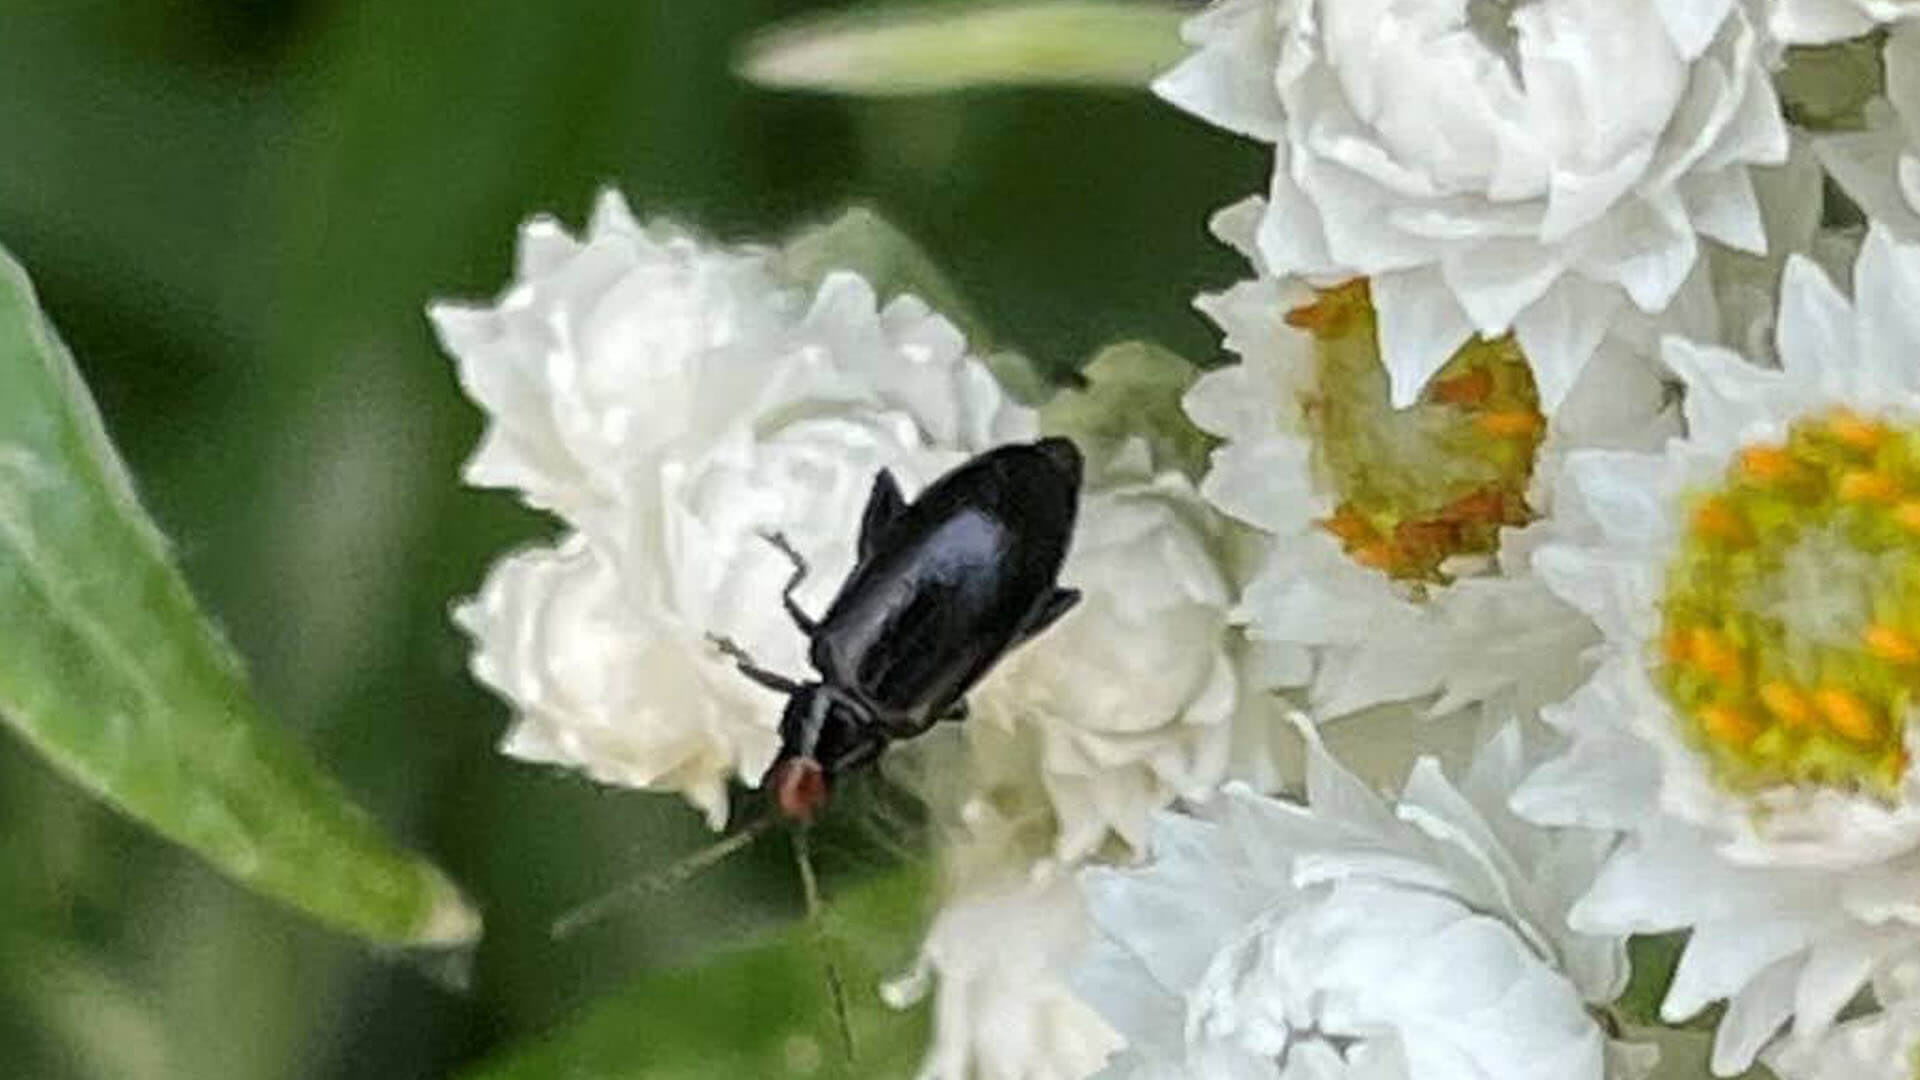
[1427,368,1494,407]
[1477,410,1544,439]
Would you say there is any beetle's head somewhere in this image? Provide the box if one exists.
[767,687,836,824]
[768,754,829,824]
[765,687,881,824]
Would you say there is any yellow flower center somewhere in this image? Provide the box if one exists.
[1289,279,1545,586]
[1661,409,1920,797]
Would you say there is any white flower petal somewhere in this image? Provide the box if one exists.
[1079,725,1626,1079]
[1371,266,1474,409]
[1711,956,1803,1075]
[1776,255,1859,388]
[1164,0,1784,416]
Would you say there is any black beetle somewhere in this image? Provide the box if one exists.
[710,436,1084,824]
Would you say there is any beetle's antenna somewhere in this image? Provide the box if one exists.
[794,828,856,1063]
[551,814,781,940]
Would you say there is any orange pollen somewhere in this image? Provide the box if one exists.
[1691,498,1750,544]
[1477,410,1545,439]
[1839,470,1901,504]
[1815,688,1881,743]
[1758,681,1816,730]
[1663,627,1695,666]
[1827,410,1890,451]
[1688,628,1743,684]
[1866,624,1920,666]
[1737,445,1798,486]
[1701,704,1761,746]
[1427,368,1495,406]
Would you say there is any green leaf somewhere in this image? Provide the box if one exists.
[1616,933,1687,1029]
[465,865,934,1080]
[739,1,1188,96]
[1041,340,1214,477]
[0,246,479,948]
[0,937,176,1080]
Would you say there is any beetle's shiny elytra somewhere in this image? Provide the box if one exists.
[711,437,1084,824]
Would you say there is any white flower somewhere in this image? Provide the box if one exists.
[888,863,1122,1080]
[1183,199,1684,724]
[442,193,1033,823]
[1768,995,1920,1079]
[430,195,794,533]
[1820,26,1920,241]
[1705,140,1846,370]
[1773,0,1920,44]
[454,536,778,823]
[1159,0,1787,412]
[970,442,1258,861]
[879,757,1122,1080]
[1077,719,1641,1080]
[1513,228,1920,1073]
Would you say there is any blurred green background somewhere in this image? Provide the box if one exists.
[0,2,1255,1076]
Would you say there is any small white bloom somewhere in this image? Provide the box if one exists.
[430,195,794,532]
[454,537,778,824]
[1820,26,1920,241]
[880,759,1123,1080]
[1159,0,1787,411]
[971,442,1260,861]
[1184,200,1683,724]
[1078,718,1642,1079]
[1773,0,1920,44]
[442,193,1032,822]
[1514,228,1920,1073]
[889,863,1122,1080]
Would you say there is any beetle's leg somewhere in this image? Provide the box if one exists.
[938,700,969,724]
[707,633,805,695]
[825,733,887,776]
[876,708,947,740]
[761,531,819,635]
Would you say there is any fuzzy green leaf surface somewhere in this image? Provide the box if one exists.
[740,1,1188,96]
[0,247,478,947]
[466,864,933,1080]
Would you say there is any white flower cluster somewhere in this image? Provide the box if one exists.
[1078,719,1639,1080]
[439,3,1920,1077]
[439,192,1036,826]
